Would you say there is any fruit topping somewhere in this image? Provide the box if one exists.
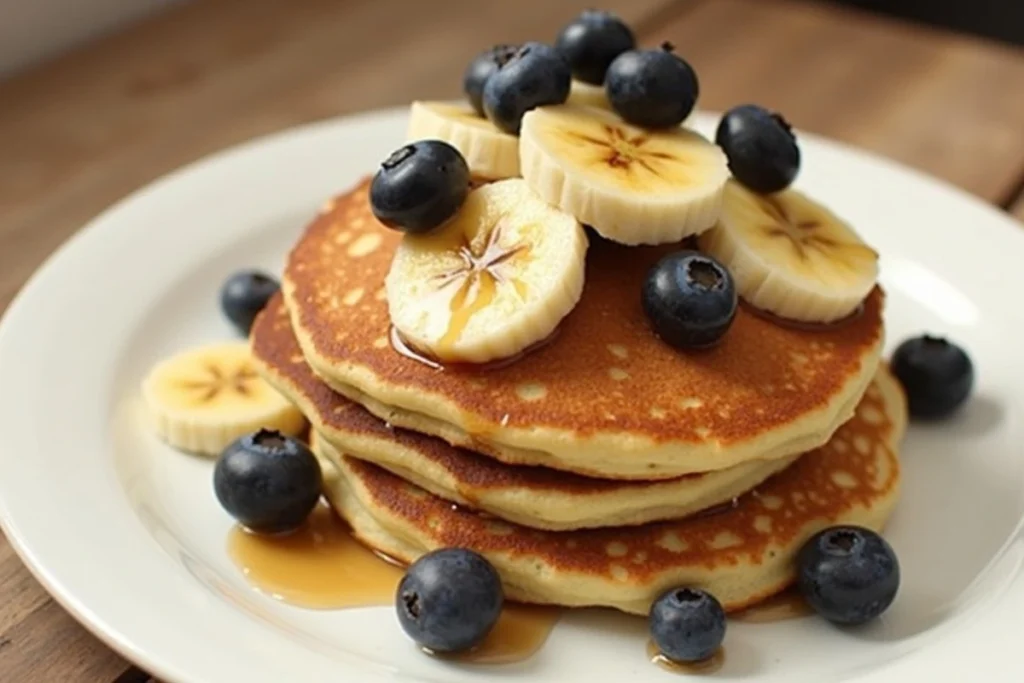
[483,42,571,135]
[716,104,800,193]
[519,104,728,245]
[220,270,280,336]
[892,335,974,419]
[385,179,586,363]
[142,342,306,456]
[555,10,636,86]
[463,44,519,117]
[649,587,727,663]
[697,181,877,324]
[797,526,900,625]
[213,429,323,534]
[396,548,504,653]
[406,101,520,181]
[605,42,699,129]
[370,140,471,234]
[642,251,737,350]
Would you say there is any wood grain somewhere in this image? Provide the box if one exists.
[649,0,1024,204]
[0,0,675,316]
[0,540,135,678]
[0,0,1022,680]
[0,600,130,681]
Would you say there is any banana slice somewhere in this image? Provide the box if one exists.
[519,104,728,245]
[386,178,587,363]
[697,181,879,323]
[142,342,306,456]
[407,101,519,181]
[567,80,611,110]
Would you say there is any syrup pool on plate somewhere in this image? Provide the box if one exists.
[228,504,560,664]
[647,641,726,675]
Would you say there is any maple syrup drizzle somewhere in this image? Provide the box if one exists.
[438,269,499,353]
[228,505,560,664]
[512,279,529,301]
[427,604,559,665]
[389,325,559,373]
[389,326,444,370]
[731,588,813,623]
[646,642,725,675]
[227,505,403,608]
[430,220,530,357]
[692,496,741,520]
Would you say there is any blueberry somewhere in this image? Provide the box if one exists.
[716,104,801,193]
[220,270,280,335]
[463,44,519,117]
[650,587,726,663]
[555,10,635,85]
[213,429,322,534]
[797,526,899,625]
[605,42,699,129]
[483,42,571,135]
[370,141,470,234]
[642,251,737,349]
[891,335,974,419]
[396,548,504,653]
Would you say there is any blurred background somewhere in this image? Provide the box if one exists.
[2,0,1021,77]
[1,5,1023,314]
[5,0,1020,320]
[0,1,1022,681]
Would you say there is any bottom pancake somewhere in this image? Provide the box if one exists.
[318,368,906,615]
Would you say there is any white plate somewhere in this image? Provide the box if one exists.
[1,108,1023,683]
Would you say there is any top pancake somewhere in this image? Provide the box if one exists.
[285,178,884,479]
[251,294,798,531]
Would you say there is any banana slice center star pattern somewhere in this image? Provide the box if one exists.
[518,104,729,245]
[178,363,259,404]
[433,217,532,350]
[563,124,696,189]
[141,342,306,456]
[737,188,878,286]
[757,195,834,260]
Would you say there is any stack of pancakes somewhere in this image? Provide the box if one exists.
[251,178,906,615]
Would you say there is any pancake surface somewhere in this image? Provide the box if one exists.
[319,367,906,615]
[252,295,798,530]
[285,179,885,478]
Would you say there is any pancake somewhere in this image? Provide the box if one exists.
[252,294,798,530]
[318,367,906,615]
[284,178,884,479]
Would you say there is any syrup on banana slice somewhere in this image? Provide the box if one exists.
[386,178,587,364]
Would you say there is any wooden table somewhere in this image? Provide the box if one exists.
[0,0,1021,679]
